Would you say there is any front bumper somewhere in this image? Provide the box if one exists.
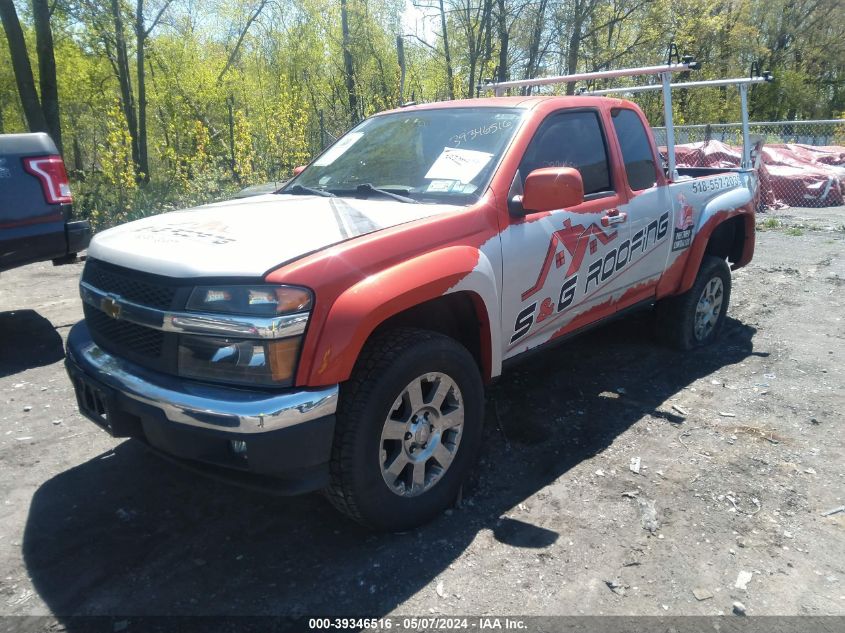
[65,321,339,494]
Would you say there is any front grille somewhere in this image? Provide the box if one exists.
[81,259,182,374]
[84,304,164,359]
[82,259,177,310]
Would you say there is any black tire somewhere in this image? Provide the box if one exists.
[656,255,732,350]
[325,327,484,531]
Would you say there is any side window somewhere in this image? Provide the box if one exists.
[611,108,658,191]
[519,110,612,197]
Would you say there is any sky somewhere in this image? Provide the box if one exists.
[401,0,436,45]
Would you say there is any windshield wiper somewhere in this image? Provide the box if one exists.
[330,183,416,204]
[280,184,335,198]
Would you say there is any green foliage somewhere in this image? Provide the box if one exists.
[233,109,256,184]
[0,0,842,231]
[833,121,845,146]
[75,101,138,231]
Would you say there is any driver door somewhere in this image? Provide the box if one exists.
[501,109,630,360]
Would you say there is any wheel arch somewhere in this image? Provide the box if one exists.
[675,207,754,296]
[297,246,500,386]
[372,291,494,381]
[704,214,753,266]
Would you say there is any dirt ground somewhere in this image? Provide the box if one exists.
[0,206,843,627]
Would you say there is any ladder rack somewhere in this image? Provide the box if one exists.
[482,62,697,97]
[584,75,774,169]
[584,75,771,95]
[482,61,699,177]
[482,60,773,176]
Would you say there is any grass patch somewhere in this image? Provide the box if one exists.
[759,217,781,230]
[785,226,804,236]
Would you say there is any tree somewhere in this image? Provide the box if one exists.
[217,0,268,83]
[340,0,359,121]
[109,0,141,174]
[0,0,48,134]
[521,0,548,91]
[438,0,454,99]
[135,0,173,181]
[32,0,61,152]
[0,0,839,231]
[495,0,509,82]
[452,0,493,97]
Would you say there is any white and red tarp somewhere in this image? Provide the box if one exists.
[665,140,845,208]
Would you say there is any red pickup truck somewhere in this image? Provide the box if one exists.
[65,76,758,530]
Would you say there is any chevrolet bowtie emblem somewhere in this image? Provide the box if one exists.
[101,295,122,320]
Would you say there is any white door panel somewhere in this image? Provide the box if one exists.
[498,106,676,362]
[622,186,674,288]
[501,205,628,359]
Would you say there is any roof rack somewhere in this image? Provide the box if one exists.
[481,62,698,98]
[583,74,772,96]
[482,53,774,177]
[583,72,774,169]
[482,59,699,177]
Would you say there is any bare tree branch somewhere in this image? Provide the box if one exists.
[144,0,174,38]
[217,0,269,84]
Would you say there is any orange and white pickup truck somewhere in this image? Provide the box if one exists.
[65,63,763,530]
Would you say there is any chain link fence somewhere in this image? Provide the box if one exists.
[651,119,845,147]
[651,120,845,209]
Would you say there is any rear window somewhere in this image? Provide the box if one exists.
[611,108,657,191]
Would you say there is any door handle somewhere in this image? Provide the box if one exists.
[601,209,627,227]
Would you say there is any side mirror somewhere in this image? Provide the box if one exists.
[514,167,584,215]
[293,165,306,176]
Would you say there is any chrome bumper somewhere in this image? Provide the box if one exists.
[65,321,339,435]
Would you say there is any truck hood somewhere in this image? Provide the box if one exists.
[88,193,460,278]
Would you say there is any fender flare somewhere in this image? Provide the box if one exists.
[298,245,501,386]
[674,187,754,295]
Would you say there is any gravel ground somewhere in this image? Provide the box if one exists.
[0,206,843,627]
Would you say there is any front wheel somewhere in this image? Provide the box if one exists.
[325,328,484,531]
[656,255,732,350]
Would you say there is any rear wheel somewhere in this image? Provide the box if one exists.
[656,255,732,350]
[325,328,484,531]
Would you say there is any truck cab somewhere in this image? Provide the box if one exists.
[65,66,759,531]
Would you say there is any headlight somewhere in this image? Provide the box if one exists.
[186,284,312,316]
[179,284,312,387]
[178,335,301,387]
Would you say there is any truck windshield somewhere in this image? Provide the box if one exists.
[282,107,525,204]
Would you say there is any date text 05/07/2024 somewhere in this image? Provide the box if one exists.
[308,616,528,630]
